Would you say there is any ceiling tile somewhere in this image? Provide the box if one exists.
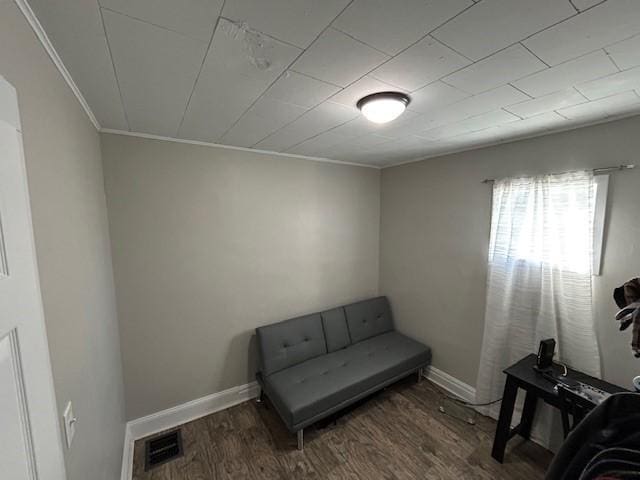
[327,117,376,138]
[291,28,389,87]
[329,110,421,138]
[432,0,575,61]
[370,135,437,159]
[371,111,434,138]
[442,44,547,94]
[570,0,606,11]
[524,0,640,66]
[178,18,301,141]
[321,140,372,160]
[286,131,350,156]
[328,133,400,162]
[332,0,472,56]
[179,75,262,142]
[512,50,618,98]
[558,90,640,120]
[458,109,521,129]
[606,34,640,71]
[220,98,306,147]
[321,136,394,164]
[449,85,530,118]
[505,89,588,118]
[418,109,519,140]
[413,107,470,132]
[416,85,529,131]
[576,66,640,100]
[28,0,128,129]
[254,102,359,151]
[371,36,471,91]
[222,0,351,48]
[348,134,394,148]
[498,111,568,137]
[209,19,302,78]
[408,81,470,114]
[262,71,340,108]
[103,10,209,136]
[444,126,504,146]
[417,124,473,141]
[99,0,222,42]
[330,76,405,108]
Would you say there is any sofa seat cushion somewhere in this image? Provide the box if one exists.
[263,331,431,430]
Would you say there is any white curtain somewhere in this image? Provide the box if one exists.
[476,171,601,446]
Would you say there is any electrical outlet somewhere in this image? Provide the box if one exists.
[62,402,77,448]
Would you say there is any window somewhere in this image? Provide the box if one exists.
[0,209,8,276]
[488,171,597,275]
[477,170,602,422]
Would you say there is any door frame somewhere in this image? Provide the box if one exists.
[1,75,67,479]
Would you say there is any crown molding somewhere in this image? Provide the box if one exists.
[15,0,101,130]
[100,128,381,169]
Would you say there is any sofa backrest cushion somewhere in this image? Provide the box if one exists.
[320,307,351,352]
[344,296,394,343]
[256,313,327,376]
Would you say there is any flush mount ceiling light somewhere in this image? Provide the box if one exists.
[357,91,410,124]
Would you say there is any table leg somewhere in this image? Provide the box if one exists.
[491,376,519,463]
[573,405,587,428]
[519,390,538,440]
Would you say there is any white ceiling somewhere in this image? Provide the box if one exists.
[27,0,640,167]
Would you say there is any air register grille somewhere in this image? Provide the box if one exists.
[144,429,183,471]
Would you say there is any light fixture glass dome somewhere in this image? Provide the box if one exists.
[357,92,410,124]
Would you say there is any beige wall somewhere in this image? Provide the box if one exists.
[0,3,125,479]
[101,134,381,420]
[380,115,640,391]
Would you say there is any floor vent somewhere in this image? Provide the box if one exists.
[144,429,183,471]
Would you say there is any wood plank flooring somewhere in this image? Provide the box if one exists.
[131,378,553,479]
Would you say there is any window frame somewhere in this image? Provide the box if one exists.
[592,174,609,276]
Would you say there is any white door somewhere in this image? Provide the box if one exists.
[0,76,66,479]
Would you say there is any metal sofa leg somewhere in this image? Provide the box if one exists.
[297,429,304,451]
[417,367,423,383]
[256,389,265,404]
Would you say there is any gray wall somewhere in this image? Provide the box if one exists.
[101,134,381,420]
[0,2,126,480]
[380,115,640,391]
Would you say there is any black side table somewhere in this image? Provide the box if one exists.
[491,354,626,463]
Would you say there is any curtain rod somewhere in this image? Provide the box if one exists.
[481,164,635,184]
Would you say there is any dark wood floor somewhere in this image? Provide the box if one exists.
[132,378,553,479]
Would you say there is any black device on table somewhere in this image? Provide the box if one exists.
[534,338,556,371]
[534,338,581,389]
[491,348,627,463]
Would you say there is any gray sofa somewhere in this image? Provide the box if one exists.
[255,296,431,449]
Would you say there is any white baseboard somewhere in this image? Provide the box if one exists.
[121,381,260,480]
[423,365,476,403]
[120,424,134,480]
[120,369,475,479]
[422,366,559,452]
